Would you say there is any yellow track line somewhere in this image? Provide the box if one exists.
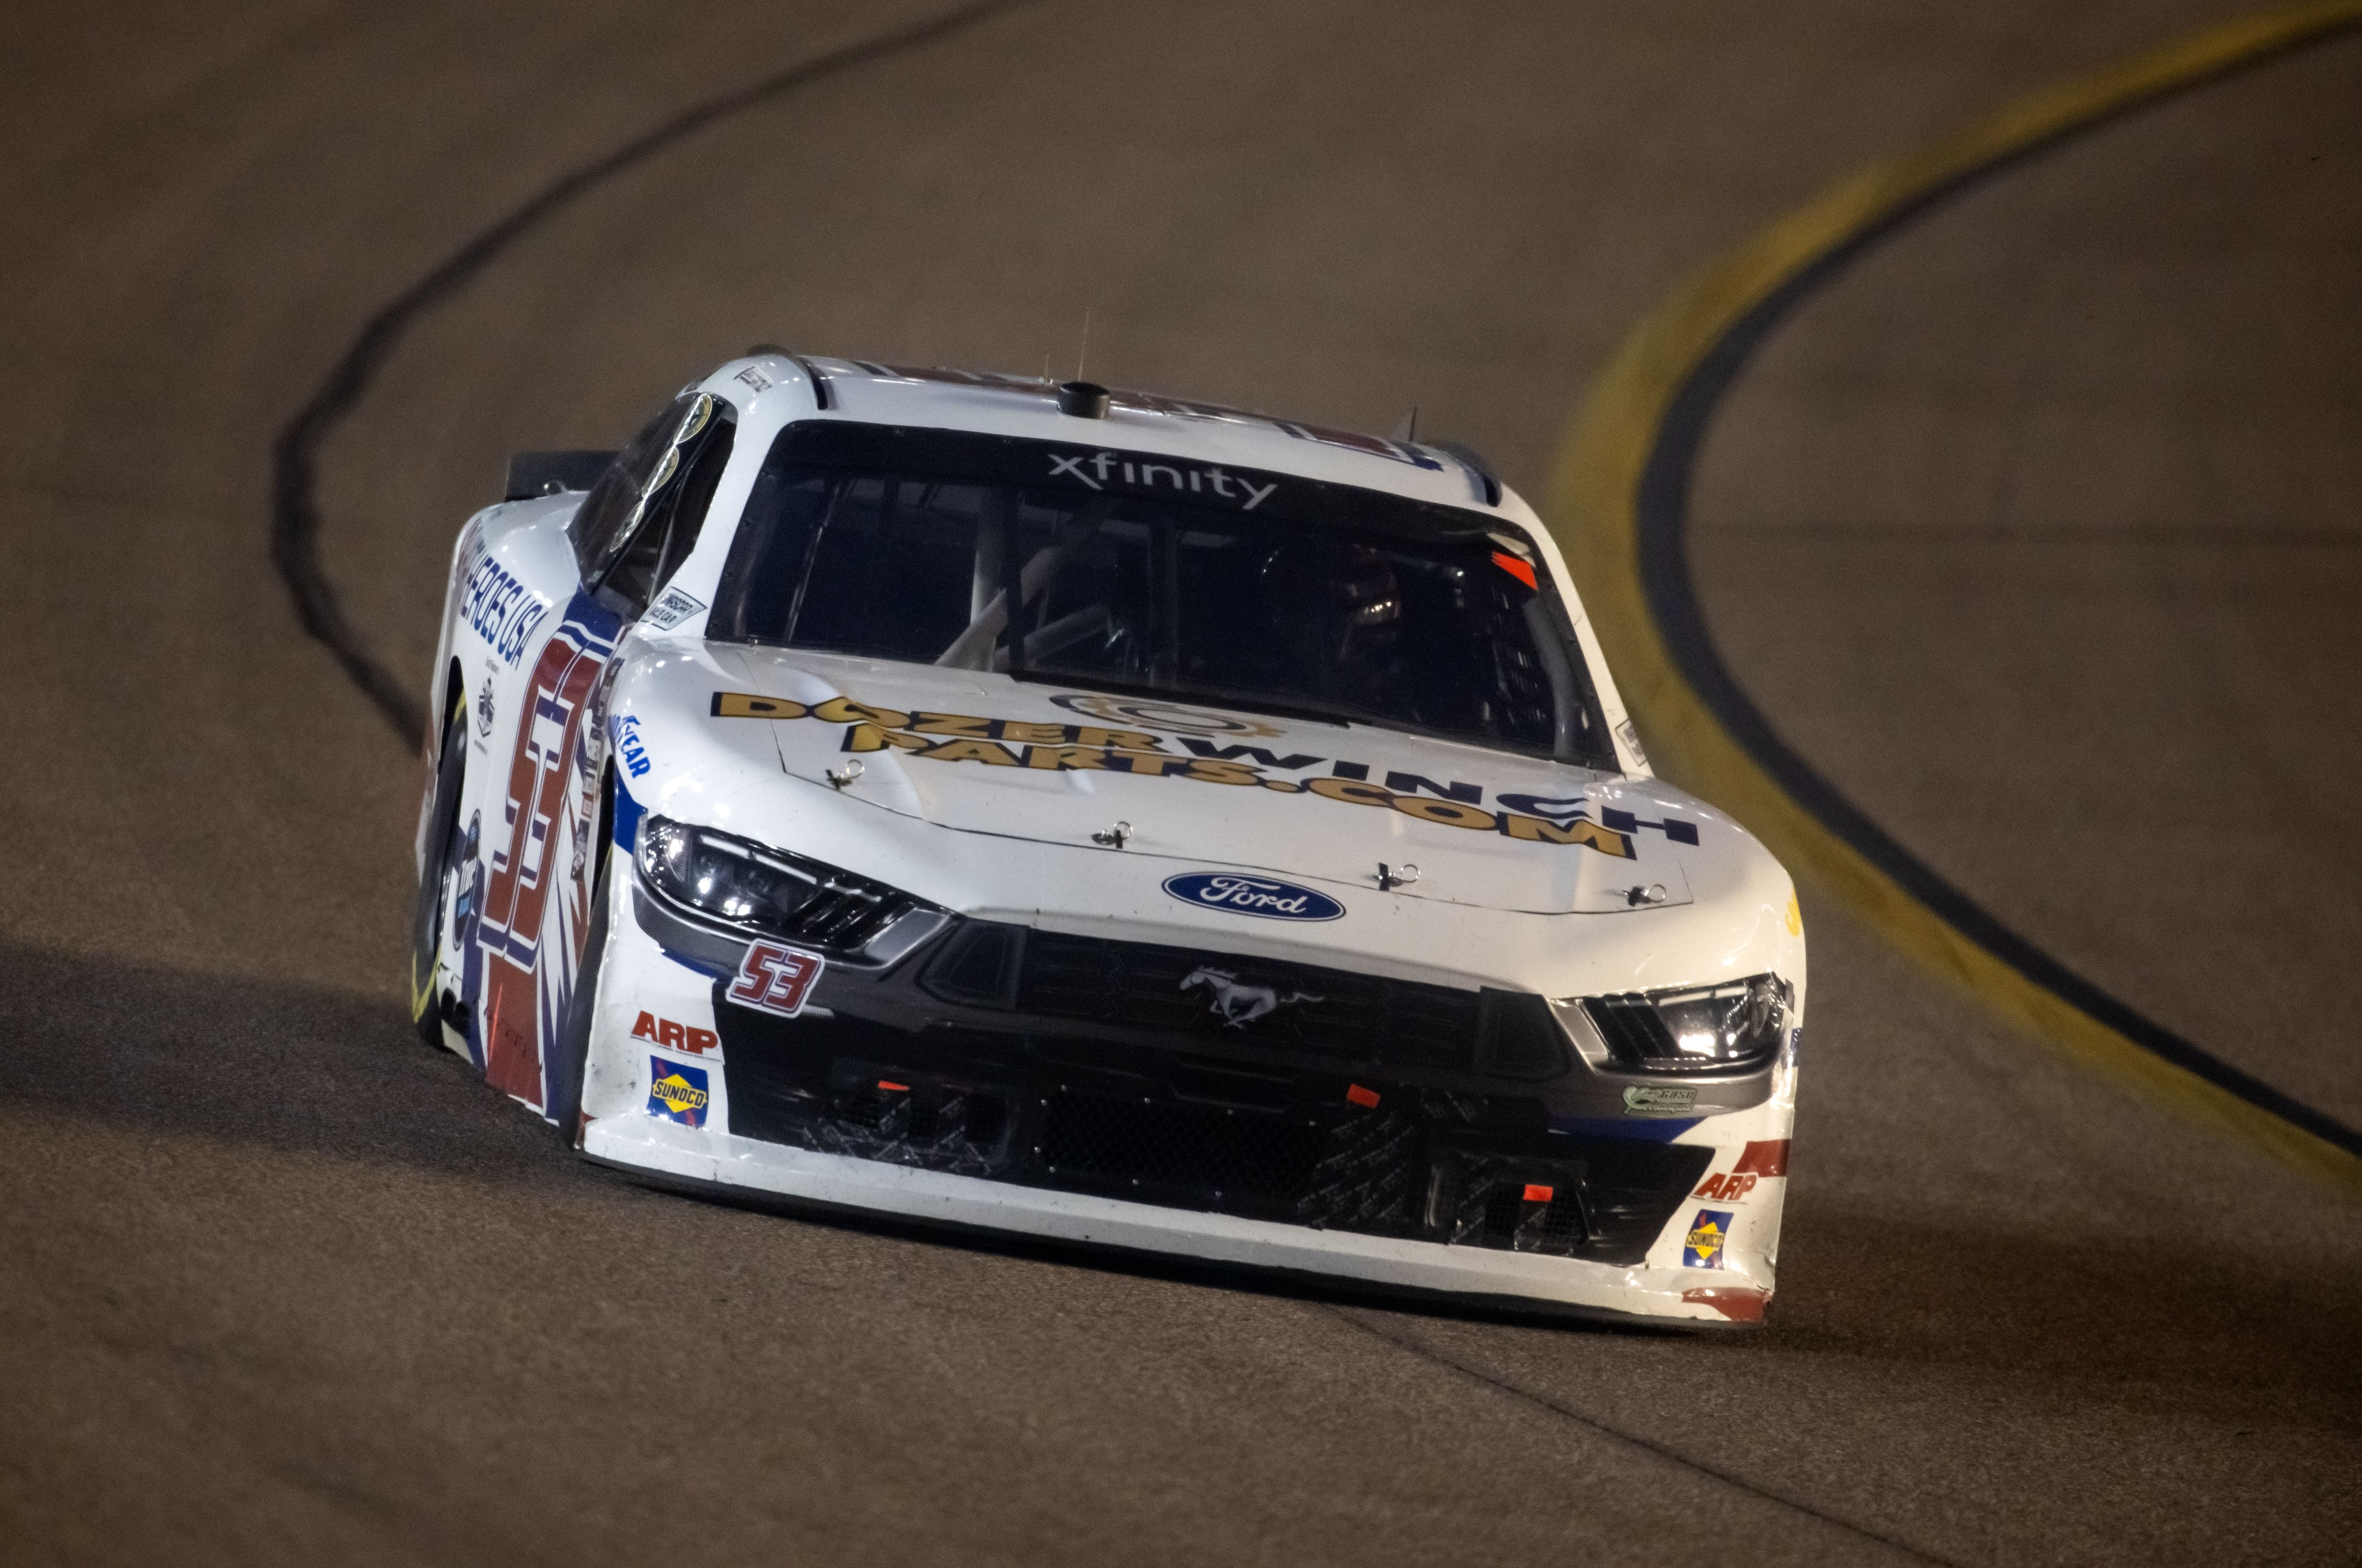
[1547,0,2362,1193]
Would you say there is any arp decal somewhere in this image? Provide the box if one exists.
[1623,1084,1698,1117]
[1693,1172,1760,1202]
[647,1057,710,1127]
[1163,873,1344,923]
[1683,1209,1734,1269]
[631,1011,717,1055]
[613,713,651,779]
[459,549,552,666]
[728,940,824,1018]
[641,586,707,631]
[708,691,1698,857]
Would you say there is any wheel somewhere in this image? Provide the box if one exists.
[408,694,468,1047]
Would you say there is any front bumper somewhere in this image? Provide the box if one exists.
[583,1114,1764,1325]
[584,868,1791,1324]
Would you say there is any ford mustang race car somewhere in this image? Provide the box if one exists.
[410,353,1804,1325]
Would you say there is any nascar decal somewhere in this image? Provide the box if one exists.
[476,601,618,1106]
[612,713,651,779]
[707,692,1706,857]
[1683,1209,1734,1269]
[648,1057,711,1127]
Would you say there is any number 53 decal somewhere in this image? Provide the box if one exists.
[729,940,825,1017]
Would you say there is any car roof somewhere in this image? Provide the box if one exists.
[724,354,1504,515]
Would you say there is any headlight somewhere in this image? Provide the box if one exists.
[1579,974,1791,1073]
[636,816,916,951]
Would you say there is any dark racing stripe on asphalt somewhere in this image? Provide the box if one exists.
[268,0,1041,745]
[1325,1306,1961,1566]
[1563,2,2362,1172]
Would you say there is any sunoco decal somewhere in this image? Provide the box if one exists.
[710,691,1705,857]
[1682,1209,1734,1269]
[648,1057,710,1127]
[1164,873,1344,922]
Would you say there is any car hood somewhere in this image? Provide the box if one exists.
[674,645,1719,918]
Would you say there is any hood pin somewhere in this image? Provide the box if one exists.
[825,760,864,790]
[1091,820,1132,849]
[1625,883,1669,907]
[1376,862,1419,891]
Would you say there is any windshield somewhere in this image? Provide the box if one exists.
[708,423,1615,765]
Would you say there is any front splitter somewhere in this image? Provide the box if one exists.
[583,1114,1766,1326]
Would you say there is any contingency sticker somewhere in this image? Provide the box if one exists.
[647,1057,711,1127]
[1683,1209,1734,1269]
[1623,1084,1697,1117]
[641,587,707,631]
[631,1011,718,1055]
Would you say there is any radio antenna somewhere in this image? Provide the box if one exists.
[1075,306,1092,383]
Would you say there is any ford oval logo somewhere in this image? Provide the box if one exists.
[1161,872,1345,922]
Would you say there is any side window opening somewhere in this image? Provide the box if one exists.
[569,400,689,575]
[572,393,737,618]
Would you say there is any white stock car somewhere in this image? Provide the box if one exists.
[410,354,1804,1326]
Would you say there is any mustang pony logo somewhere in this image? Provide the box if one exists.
[1180,966,1323,1028]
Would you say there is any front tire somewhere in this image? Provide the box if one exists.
[547,844,612,1145]
[409,697,467,1047]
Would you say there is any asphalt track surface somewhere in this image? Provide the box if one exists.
[3,3,2356,1563]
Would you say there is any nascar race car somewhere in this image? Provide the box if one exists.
[410,354,1803,1325]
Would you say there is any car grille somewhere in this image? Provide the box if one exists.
[920,924,1567,1081]
[715,1007,1705,1264]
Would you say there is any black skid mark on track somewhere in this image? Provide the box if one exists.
[1323,1305,1961,1566]
[269,0,1042,744]
[1629,27,2362,1164]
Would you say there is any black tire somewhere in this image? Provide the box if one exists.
[546,837,612,1146]
[408,697,468,1047]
